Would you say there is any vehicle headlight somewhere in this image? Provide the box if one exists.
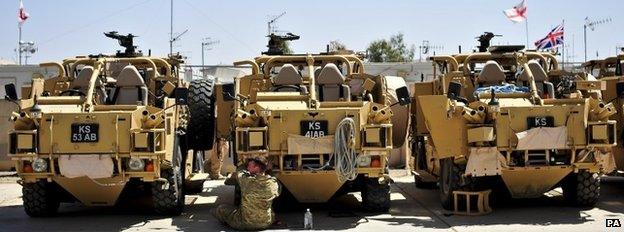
[32,158,48,172]
[128,157,145,171]
[357,155,372,167]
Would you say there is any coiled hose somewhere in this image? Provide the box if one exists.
[333,117,358,182]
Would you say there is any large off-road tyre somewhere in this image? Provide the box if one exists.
[413,136,436,189]
[234,185,241,206]
[414,174,437,189]
[562,170,600,207]
[185,150,206,194]
[22,181,60,217]
[362,178,391,212]
[187,79,215,151]
[152,136,185,215]
[439,158,462,210]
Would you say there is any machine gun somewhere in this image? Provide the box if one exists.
[263,32,300,55]
[104,31,143,57]
[476,32,502,52]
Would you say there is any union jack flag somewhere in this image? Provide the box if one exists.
[534,23,564,50]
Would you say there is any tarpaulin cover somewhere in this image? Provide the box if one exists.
[59,155,114,179]
[516,126,568,150]
[474,83,529,97]
[288,135,335,155]
[466,147,505,177]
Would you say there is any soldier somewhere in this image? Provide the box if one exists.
[212,157,280,231]
[206,138,228,180]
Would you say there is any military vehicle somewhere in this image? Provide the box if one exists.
[4,32,214,216]
[579,54,624,173]
[215,51,410,212]
[410,45,616,209]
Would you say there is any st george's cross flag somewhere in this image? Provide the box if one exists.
[18,0,30,24]
[503,0,527,23]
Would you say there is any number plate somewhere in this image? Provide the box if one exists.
[71,123,99,143]
[527,116,554,129]
[300,120,328,138]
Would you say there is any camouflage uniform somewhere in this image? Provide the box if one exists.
[207,138,228,179]
[213,170,280,231]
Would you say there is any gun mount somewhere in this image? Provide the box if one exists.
[263,32,300,55]
[104,31,143,57]
[476,32,502,52]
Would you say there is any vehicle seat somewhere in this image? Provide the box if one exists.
[70,66,107,103]
[271,64,308,94]
[316,63,350,101]
[519,60,555,99]
[110,65,148,105]
[477,61,506,86]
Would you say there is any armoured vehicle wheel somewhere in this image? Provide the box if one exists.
[413,137,436,189]
[439,158,461,210]
[152,136,185,215]
[362,178,390,212]
[185,150,206,194]
[414,175,436,189]
[234,185,241,206]
[187,79,216,150]
[562,170,600,207]
[22,181,60,217]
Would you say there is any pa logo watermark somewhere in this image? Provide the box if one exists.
[606,218,621,227]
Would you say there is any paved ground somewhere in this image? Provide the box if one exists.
[0,171,622,232]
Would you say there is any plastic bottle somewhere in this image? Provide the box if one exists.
[304,208,313,229]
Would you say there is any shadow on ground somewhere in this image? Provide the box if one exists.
[0,176,622,231]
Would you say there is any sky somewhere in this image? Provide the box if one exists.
[0,0,621,65]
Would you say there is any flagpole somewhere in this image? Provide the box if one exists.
[525,18,529,49]
[525,0,529,49]
[18,22,22,65]
[561,19,565,71]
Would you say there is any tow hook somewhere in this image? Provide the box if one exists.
[155,178,169,190]
[378,174,394,184]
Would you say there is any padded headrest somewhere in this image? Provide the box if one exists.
[478,61,506,84]
[317,63,345,85]
[71,66,95,88]
[519,60,549,82]
[116,65,145,87]
[273,64,302,85]
[108,62,131,77]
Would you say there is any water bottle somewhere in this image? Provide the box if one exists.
[304,208,313,229]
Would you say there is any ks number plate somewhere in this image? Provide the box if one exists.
[526,116,554,129]
[301,120,328,138]
[71,123,99,143]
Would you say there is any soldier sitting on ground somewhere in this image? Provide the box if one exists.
[212,157,281,230]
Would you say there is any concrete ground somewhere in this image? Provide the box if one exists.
[0,171,622,232]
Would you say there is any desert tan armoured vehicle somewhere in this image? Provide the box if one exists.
[411,46,616,209]
[579,54,624,173]
[216,53,410,211]
[4,32,215,216]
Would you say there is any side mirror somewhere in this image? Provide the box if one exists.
[222,83,236,102]
[617,82,624,98]
[174,88,189,105]
[4,83,18,101]
[447,82,462,100]
[395,86,411,106]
